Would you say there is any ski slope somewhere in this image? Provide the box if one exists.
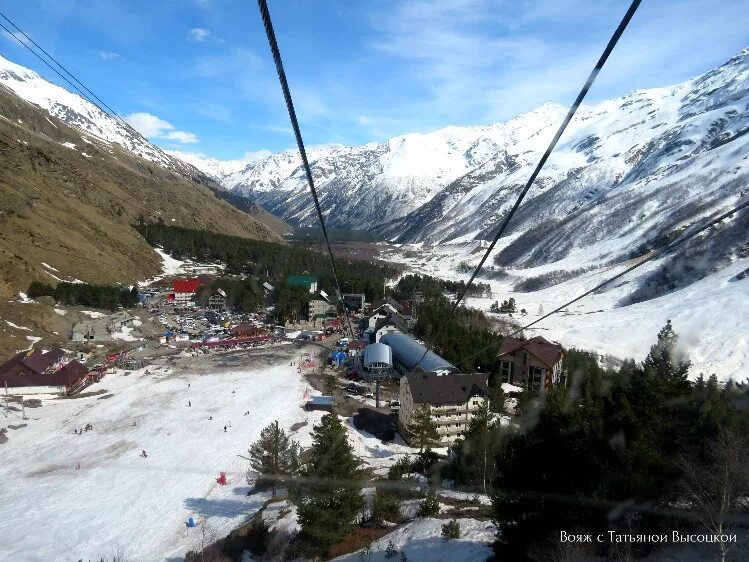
[0,352,315,561]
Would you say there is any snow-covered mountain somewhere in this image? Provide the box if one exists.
[164,150,256,181]
[194,49,747,266]
[208,107,567,229]
[0,54,212,183]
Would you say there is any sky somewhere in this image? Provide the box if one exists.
[1,0,748,162]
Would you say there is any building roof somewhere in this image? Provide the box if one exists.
[498,336,564,369]
[363,342,393,367]
[309,395,334,406]
[173,278,201,293]
[262,282,275,292]
[370,296,404,314]
[381,331,457,373]
[0,348,65,381]
[230,323,264,335]
[0,359,87,389]
[405,372,490,405]
[287,274,318,287]
[374,313,409,334]
[20,348,64,374]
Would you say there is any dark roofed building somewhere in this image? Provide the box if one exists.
[398,372,490,445]
[0,348,64,381]
[497,336,564,393]
[370,296,404,315]
[0,352,88,396]
[230,323,265,337]
[372,314,409,343]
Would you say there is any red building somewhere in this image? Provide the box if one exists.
[171,278,201,308]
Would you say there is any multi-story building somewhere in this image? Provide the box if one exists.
[398,371,490,446]
[497,336,564,393]
[171,278,201,309]
[208,289,227,311]
[342,293,366,312]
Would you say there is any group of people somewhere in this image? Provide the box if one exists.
[73,423,93,435]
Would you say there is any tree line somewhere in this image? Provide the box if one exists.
[392,273,492,301]
[134,221,399,301]
[28,281,138,310]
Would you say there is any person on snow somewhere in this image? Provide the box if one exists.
[223,425,227,432]
[141,449,148,458]
[188,401,191,407]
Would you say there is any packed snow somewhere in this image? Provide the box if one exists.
[110,325,140,341]
[22,335,42,351]
[333,518,497,562]
[81,310,105,319]
[5,319,32,331]
[0,355,318,561]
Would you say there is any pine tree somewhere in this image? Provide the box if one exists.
[407,404,440,453]
[291,413,364,556]
[417,487,440,517]
[247,420,298,497]
[441,519,461,540]
[642,320,691,396]
[459,402,497,494]
[371,489,402,524]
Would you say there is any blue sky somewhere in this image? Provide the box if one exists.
[1,0,748,161]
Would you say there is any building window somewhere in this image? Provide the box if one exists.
[529,366,544,392]
[500,360,512,382]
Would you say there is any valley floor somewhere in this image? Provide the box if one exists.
[0,345,322,562]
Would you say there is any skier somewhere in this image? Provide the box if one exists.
[223,425,227,432]
[188,401,191,407]
[141,449,148,458]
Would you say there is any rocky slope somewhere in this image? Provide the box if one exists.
[0,55,211,184]
[0,69,284,293]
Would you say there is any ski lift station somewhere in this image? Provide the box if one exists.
[380,331,458,375]
[362,342,392,379]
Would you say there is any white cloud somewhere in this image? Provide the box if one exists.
[161,130,199,143]
[240,149,272,163]
[124,112,200,144]
[365,0,749,130]
[188,28,211,42]
[1,29,32,47]
[166,149,272,169]
[99,51,120,61]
